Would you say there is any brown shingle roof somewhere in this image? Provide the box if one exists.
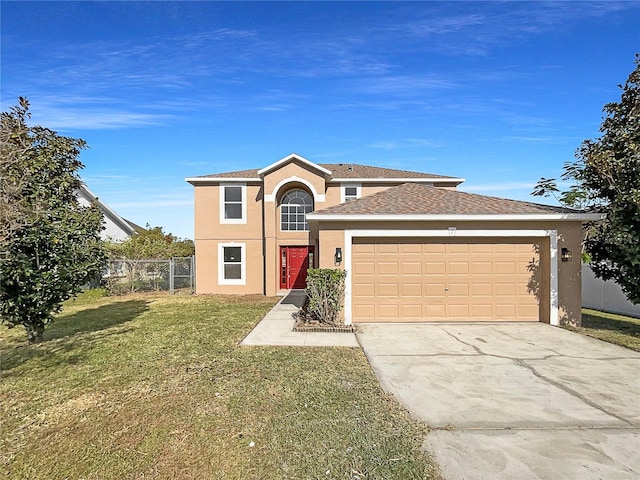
[194,168,260,179]
[310,183,571,216]
[191,163,458,180]
[320,163,457,180]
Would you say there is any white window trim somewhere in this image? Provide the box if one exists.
[280,189,313,232]
[342,229,558,326]
[218,242,246,285]
[340,183,361,203]
[219,183,247,224]
[264,176,326,203]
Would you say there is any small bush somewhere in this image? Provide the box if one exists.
[304,268,347,325]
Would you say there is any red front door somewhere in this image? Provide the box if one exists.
[280,246,314,289]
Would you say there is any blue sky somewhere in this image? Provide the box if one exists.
[2,1,639,239]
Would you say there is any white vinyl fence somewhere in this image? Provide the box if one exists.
[582,264,640,318]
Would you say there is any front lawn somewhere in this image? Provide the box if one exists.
[567,308,640,351]
[0,291,439,479]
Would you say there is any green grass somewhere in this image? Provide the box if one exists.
[1,291,439,479]
[567,308,640,351]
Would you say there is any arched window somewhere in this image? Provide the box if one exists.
[280,189,313,231]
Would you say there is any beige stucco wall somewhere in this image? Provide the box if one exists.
[195,239,264,294]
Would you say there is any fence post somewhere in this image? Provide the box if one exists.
[169,258,175,294]
[191,255,196,293]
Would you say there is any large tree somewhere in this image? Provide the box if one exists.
[533,55,640,303]
[0,98,106,343]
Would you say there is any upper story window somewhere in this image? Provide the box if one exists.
[280,189,313,231]
[341,183,361,203]
[220,183,246,224]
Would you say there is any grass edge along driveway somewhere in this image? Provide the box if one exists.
[0,291,440,480]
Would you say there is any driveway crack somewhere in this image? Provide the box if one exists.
[441,327,486,355]
[514,358,634,426]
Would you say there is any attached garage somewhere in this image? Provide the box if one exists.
[351,237,544,323]
[308,182,603,327]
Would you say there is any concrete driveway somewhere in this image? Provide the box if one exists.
[356,323,640,480]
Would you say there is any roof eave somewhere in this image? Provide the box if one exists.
[328,177,465,184]
[307,213,605,222]
[185,177,261,184]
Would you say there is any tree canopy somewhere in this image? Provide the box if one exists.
[0,98,106,343]
[106,226,194,260]
[533,55,640,303]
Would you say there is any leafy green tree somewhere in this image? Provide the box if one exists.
[106,226,194,260]
[533,55,640,303]
[0,98,106,343]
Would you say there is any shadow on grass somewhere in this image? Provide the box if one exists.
[582,311,640,337]
[1,300,149,375]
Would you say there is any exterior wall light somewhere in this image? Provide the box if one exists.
[561,248,573,262]
[335,247,343,264]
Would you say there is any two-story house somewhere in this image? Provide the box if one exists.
[187,153,601,326]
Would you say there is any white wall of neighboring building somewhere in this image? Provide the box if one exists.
[76,186,135,242]
[582,264,640,318]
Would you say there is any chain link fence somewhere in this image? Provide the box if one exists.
[105,256,195,295]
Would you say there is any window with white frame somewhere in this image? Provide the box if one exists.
[218,243,245,284]
[280,189,313,231]
[220,183,246,224]
[341,183,361,202]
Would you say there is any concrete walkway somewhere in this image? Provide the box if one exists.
[240,290,359,347]
[357,323,640,480]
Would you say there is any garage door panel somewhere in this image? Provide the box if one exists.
[423,243,446,254]
[518,304,539,318]
[495,262,517,275]
[448,262,469,275]
[378,304,399,319]
[424,304,446,318]
[352,239,542,323]
[425,283,446,297]
[471,304,493,317]
[353,283,375,296]
[402,283,422,296]
[353,304,375,320]
[448,304,470,318]
[377,283,399,297]
[377,244,399,254]
[353,261,375,275]
[401,304,422,318]
[472,262,493,274]
[401,243,422,254]
[377,262,399,275]
[495,283,517,296]
[495,304,517,318]
[425,262,446,275]
[472,283,492,296]
[448,283,470,296]
[401,262,422,275]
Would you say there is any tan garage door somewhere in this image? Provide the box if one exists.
[352,238,541,322]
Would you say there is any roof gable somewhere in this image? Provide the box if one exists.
[257,153,332,177]
[77,185,137,239]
